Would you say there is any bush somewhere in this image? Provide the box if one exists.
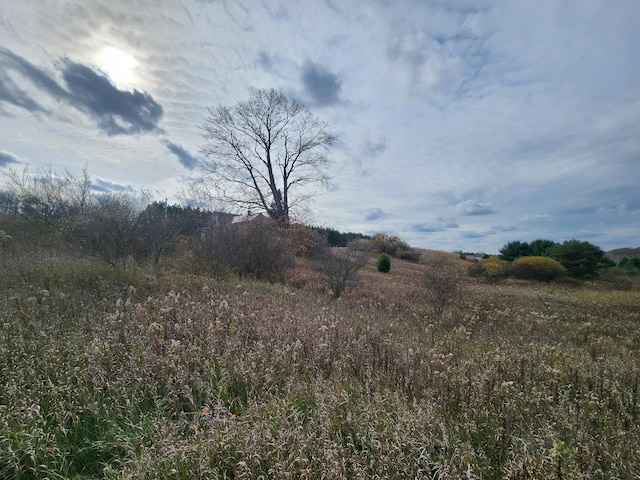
[71,193,144,269]
[190,218,293,281]
[396,246,421,262]
[311,247,367,298]
[512,256,566,281]
[370,232,411,257]
[347,238,373,252]
[469,256,511,279]
[423,257,464,318]
[377,253,391,273]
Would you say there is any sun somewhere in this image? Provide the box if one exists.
[96,46,137,88]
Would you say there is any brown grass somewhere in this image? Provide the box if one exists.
[1,235,639,479]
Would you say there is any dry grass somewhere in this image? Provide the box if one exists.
[1,235,639,479]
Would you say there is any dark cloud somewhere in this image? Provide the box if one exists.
[363,207,388,221]
[461,230,489,239]
[256,51,274,72]
[61,60,164,135]
[0,48,163,135]
[0,47,64,113]
[163,140,199,170]
[0,75,44,113]
[301,62,342,106]
[0,147,21,167]
[456,199,496,216]
[91,178,133,193]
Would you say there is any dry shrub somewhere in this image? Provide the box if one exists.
[189,218,293,281]
[422,257,464,318]
[468,256,511,279]
[311,246,368,298]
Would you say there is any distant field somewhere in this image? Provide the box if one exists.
[1,232,639,479]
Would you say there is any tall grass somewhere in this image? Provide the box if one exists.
[1,236,639,478]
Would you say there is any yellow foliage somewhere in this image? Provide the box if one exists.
[480,256,511,278]
[512,256,566,281]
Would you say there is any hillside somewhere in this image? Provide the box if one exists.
[2,223,640,478]
[606,246,640,263]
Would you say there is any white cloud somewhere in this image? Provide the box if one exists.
[0,0,638,252]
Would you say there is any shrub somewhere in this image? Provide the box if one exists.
[512,256,566,281]
[311,247,367,298]
[71,193,144,269]
[423,257,464,318]
[370,232,410,257]
[347,238,372,252]
[189,218,293,280]
[471,256,511,279]
[396,246,421,262]
[377,253,391,273]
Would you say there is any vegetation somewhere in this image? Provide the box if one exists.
[498,238,610,279]
[467,256,511,279]
[422,256,463,318]
[311,245,368,298]
[309,226,370,247]
[2,168,639,478]
[549,239,609,279]
[350,232,420,262]
[376,253,391,273]
[198,88,336,222]
[619,257,640,274]
[511,256,567,282]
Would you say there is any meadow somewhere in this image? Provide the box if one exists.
[1,224,639,479]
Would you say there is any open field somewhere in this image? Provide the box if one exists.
[1,232,639,479]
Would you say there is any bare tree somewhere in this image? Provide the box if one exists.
[199,88,336,222]
[2,165,92,225]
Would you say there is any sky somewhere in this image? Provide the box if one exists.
[0,0,638,254]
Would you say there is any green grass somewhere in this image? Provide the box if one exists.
[1,230,639,478]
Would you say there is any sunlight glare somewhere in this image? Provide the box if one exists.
[97,46,137,88]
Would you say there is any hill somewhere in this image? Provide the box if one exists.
[606,246,640,263]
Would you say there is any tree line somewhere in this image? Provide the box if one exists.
[497,238,615,279]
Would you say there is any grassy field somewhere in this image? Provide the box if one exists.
[1,227,639,479]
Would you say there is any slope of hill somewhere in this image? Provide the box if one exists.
[606,246,640,263]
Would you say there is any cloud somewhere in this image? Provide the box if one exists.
[363,138,388,158]
[523,214,551,225]
[0,47,64,113]
[456,199,496,216]
[0,147,21,167]
[363,207,388,221]
[301,61,342,106]
[91,178,134,193]
[411,218,460,233]
[461,230,488,239]
[163,140,199,170]
[0,48,163,135]
[354,137,388,176]
[61,60,164,135]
